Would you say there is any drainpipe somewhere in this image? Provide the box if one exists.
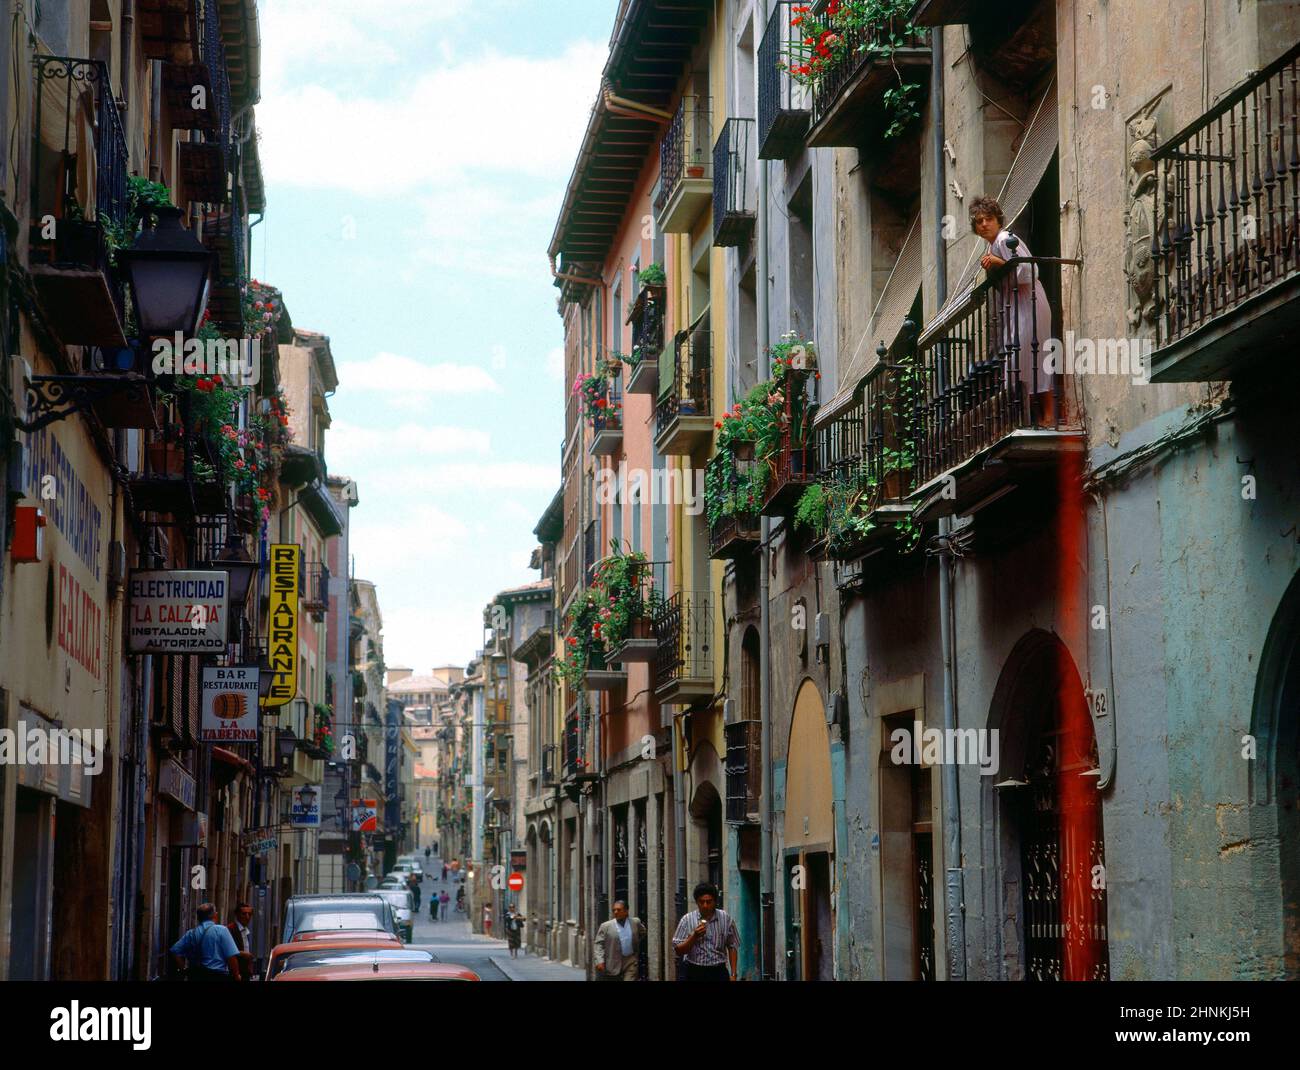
[931,28,967,981]
[756,0,775,983]
[149,60,162,181]
[120,1,134,110]
[549,253,600,288]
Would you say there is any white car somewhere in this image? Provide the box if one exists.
[396,855,424,877]
[376,889,415,942]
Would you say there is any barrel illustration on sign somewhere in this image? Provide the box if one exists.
[261,544,300,709]
[201,665,260,742]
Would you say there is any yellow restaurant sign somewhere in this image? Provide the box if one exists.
[261,544,299,709]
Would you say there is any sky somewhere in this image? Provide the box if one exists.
[254,1,616,671]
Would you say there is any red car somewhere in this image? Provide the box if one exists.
[290,929,403,944]
[265,936,406,980]
[272,961,480,981]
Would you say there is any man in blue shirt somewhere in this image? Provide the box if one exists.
[170,903,241,981]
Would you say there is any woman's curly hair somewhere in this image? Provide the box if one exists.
[968,196,1006,231]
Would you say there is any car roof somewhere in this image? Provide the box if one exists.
[270,936,401,957]
[289,930,400,946]
[288,894,387,905]
[272,962,479,981]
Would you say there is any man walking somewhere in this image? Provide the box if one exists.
[170,903,241,981]
[225,901,256,982]
[593,900,645,981]
[407,871,421,912]
[672,883,739,982]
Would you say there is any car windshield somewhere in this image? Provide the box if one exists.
[271,948,434,978]
[296,910,386,932]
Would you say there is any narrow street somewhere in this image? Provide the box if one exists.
[408,864,583,982]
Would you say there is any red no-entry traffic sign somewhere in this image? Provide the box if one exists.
[507,872,524,892]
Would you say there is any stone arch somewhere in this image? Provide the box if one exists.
[1249,568,1300,978]
[986,629,1108,981]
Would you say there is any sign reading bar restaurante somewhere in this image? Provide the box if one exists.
[261,544,300,710]
[127,570,229,653]
[200,666,260,742]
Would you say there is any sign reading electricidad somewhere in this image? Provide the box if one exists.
[128,570,229,653]
[201,665,260,742]
[261,544,300,709]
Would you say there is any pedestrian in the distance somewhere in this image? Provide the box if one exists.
[439,890,450,920]
[170,903,241,981]
[594,900,645,980]
[441,862,448,882]
[429,893,439,922]
[425,846,431,860]
[482,903,493,937]
[505,904,524,958]
[672,882,739,982]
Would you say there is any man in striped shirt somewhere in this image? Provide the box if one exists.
[672,882,738,981]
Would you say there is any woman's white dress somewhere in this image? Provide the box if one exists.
[988,229,1053,403]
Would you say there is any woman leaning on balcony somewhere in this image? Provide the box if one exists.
[971,196,1053,414]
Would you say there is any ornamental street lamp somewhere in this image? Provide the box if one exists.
[214,528,258,607]
[119,204,212,339]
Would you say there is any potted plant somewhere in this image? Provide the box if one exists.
[638,262,666,288]
[147,424,185,477]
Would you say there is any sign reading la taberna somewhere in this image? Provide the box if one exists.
[200,666,260,742]
[127,570,229,653]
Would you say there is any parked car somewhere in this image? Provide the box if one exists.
[266,939,435,979]
[377,889,415,941]
[291,929,401,944]
[264,935,404,980]
[396,854,424,877]
[280,895,396,944]
[272,961,480,981]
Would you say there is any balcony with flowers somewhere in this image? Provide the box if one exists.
[626,263,666,395]
[793,343,921,566]
[781,0,930,150]
[577,355,625,458]
[760,333,819,517]
[557,547,658,691]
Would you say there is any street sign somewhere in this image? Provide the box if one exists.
[200,665,259,742]
[507,872,524,893]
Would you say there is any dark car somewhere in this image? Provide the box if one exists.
[280,894,397,944]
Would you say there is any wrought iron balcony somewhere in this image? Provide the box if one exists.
[713,118,756,247]
[654,327,713,455]
[626,284,666,394]
[29,56,128,347]
[302,561,330,621]
[707,453,761,561]
[582,519,601,584]
[762,366,817,517]
[587,367,624,458]
[758,2,811,159]
[1149,40,1300,382]
[601,559,668,664]
[805,12,930,149]
[812,352,915,560]
[202,202,246,333]
[725,720,762,824]
[562,704,584,780]
[172,0,234,203]
[655,95,713,234]
[907,251,1084,520]
[653,590,714,707]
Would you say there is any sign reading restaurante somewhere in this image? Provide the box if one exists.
[261,543,300,709]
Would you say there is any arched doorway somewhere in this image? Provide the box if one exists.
[688,741,724,895]
[989,631,1109,981]
[784,679,834,980]
[1250,569,1300,978]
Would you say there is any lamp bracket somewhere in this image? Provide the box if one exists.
[19,374,153,433]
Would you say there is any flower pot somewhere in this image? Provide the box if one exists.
[734,441,755,463]
[687,165,705,178]
[147,441,185,477]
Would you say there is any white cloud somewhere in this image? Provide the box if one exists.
[361,461,557,496]
[258,41,607,196]
[328,421,491,465]
[335,352,500,394]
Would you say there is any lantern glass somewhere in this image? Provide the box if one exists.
[120,205,213,339]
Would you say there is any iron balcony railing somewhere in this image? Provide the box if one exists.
[758,1,811,159]
[655,95,712,217]
[764,366,817,511]
[707,452,761,559]
[590,370,623,435]
[562,704,583,779]
[713,118,757,247]
[653,590,714,693]
[199,0,233,165]
[910,252,1078,488]
[302,561,330,618]
[724,720,762,824]
[31,55,128,305]
[808,15,929,133]
[816,354,913,502]
[1151,39,1300,349]
[630,285,666,366]
[655,328,712,439]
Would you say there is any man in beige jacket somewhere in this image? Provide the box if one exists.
[593,901,645,981]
